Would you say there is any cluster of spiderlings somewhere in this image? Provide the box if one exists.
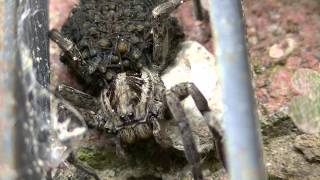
[60,0,160,85]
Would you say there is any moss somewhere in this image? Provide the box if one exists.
[76,147,123,170]
[261,111,299,142]
[253,64,264,75]
[75,139,188,173]
[268,174,284,180]
[127,175,162,180]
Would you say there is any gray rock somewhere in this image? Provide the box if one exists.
[294,134,320,163]
[161,41,223,153]
[264,134,320,179]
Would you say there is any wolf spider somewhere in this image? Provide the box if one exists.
[49,0,224,179]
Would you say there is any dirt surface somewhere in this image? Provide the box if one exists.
[244,0,320,113]
[244,0,320,179]
[49,0,320,179]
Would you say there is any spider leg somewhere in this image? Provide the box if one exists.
[147,115,170,149]
[151,0,182,71]
[67,152,100,180]
[151,0,182,72]
[56,84,109,130]
[56,105,101,179]
[49,29,80,58]
[150,116,162,142]
[152,0,182,18]
[49,29,93,83]
[56,84,100,111]
[166,90,203,180]
[169,82,225,165]
[152,0,203,20]
[192,0,204,20]
[166,82,226,179]
[151,18,183,73]
[152,1,185,73]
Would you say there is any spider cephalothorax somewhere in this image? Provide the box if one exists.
[50,0,224,179]
[100,68,166,144]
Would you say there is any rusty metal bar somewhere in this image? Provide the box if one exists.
[209,1,267,180]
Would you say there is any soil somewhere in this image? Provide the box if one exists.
[49,0,320,179]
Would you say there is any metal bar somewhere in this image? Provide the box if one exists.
[15,0,50,179]
[209,1,267,180]
[0,0,49,179]
[0,1,18,179]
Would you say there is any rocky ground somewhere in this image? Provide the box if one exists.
[244,0,320,179]
[49,0,320,179]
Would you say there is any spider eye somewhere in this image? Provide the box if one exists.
[120,114,125,120]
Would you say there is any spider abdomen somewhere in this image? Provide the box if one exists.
[60,0,163,87]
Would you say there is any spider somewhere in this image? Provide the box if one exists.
[49,0,225,179]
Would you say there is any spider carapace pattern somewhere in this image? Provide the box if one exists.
[49,0,224,179]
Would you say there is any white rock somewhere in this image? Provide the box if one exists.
[161,41,223,153]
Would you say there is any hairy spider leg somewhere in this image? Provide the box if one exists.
[49,29,94,84]
[56,84,108,128]
[149,116,163,144]
[151,0,182,73]
[192,0,204,20]
[166,87,203,180]
[57,84,100,111]
[166,82,226,180]
[152,0,182,18]
[152,0,203,20]
[182,83,226,167]
[56,84,128,178]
